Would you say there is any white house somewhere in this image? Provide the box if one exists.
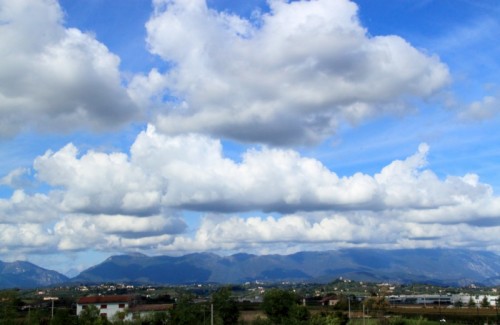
[76,295,173,321]
[77,295,134,320]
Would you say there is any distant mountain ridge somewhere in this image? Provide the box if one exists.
[0,260,68,289]
[2,249,499,289]
[72,249,500,286]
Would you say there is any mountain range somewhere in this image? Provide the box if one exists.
[1,249,499,289]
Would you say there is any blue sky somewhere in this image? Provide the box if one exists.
[1,0,500,275]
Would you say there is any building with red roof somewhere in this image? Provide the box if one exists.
[76,295,135,320]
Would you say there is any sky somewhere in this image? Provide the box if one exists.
[1,0,500,276]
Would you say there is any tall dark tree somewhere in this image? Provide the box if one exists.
[481,296,490,308]
[212,287,239,325]
[289,304,310,323]
[51,308,78,325]
[0,290,21,324]
[168,294,204,325]
[261,289,308,324]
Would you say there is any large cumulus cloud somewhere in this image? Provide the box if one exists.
[33,126,499,220]
[34,144,166,216]
[0,0,138,137]
[54,214,185,251]
[129,0,450,145]
[0,190,186,253]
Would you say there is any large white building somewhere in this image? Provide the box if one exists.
[77,295,134,320]
[387,294,499,307]
[76,295,173,321]
[451,294,499,307]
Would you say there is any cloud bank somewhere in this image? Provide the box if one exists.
[1,126,499,257]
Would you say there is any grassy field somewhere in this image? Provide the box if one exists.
[238,306,500,324]
[388,305,498,315]
[240,310,267,322]
[386,306,500,324]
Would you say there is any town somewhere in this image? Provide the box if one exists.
[1,278,499,324]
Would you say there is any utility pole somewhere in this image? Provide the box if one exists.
[362,304,366,325]
[495,297,498,325]
[43,297,59,319]
[348,295,351,320]
[438,290,441,320]
[211,303,213,325]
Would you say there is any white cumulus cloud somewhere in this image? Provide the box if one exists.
[0,0,138,137]
[29,125,499,222]
[34,143,166,216]
[54,214,183,251]
[129,0,450,145]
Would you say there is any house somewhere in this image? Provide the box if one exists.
[320,295,339,306]
[77,295,135,320]
[77,295,173,321]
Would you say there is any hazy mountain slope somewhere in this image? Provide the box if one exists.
[3,249,498,288]
[0,260,69,289]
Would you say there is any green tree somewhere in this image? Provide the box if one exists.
[0,290,21,324]
[364,296,389,316]
[78,304,109,325]
[110,310,128,324]
[150,311,169,324]
[25,306,52,325]
[467,296,476,308]
[51,308,78,325]
[168,294,204,325]
[331,294,360,312]
[251,316,273,325]
[289,305,310,323]
[212,287,239,325]
[261,289,309,324]
[481,296,490,308]
[309,311,348,325]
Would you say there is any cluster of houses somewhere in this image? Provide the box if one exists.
[76,295,172,321]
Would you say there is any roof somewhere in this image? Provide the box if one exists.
[129,304,173,313]
[77,295,134,304]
